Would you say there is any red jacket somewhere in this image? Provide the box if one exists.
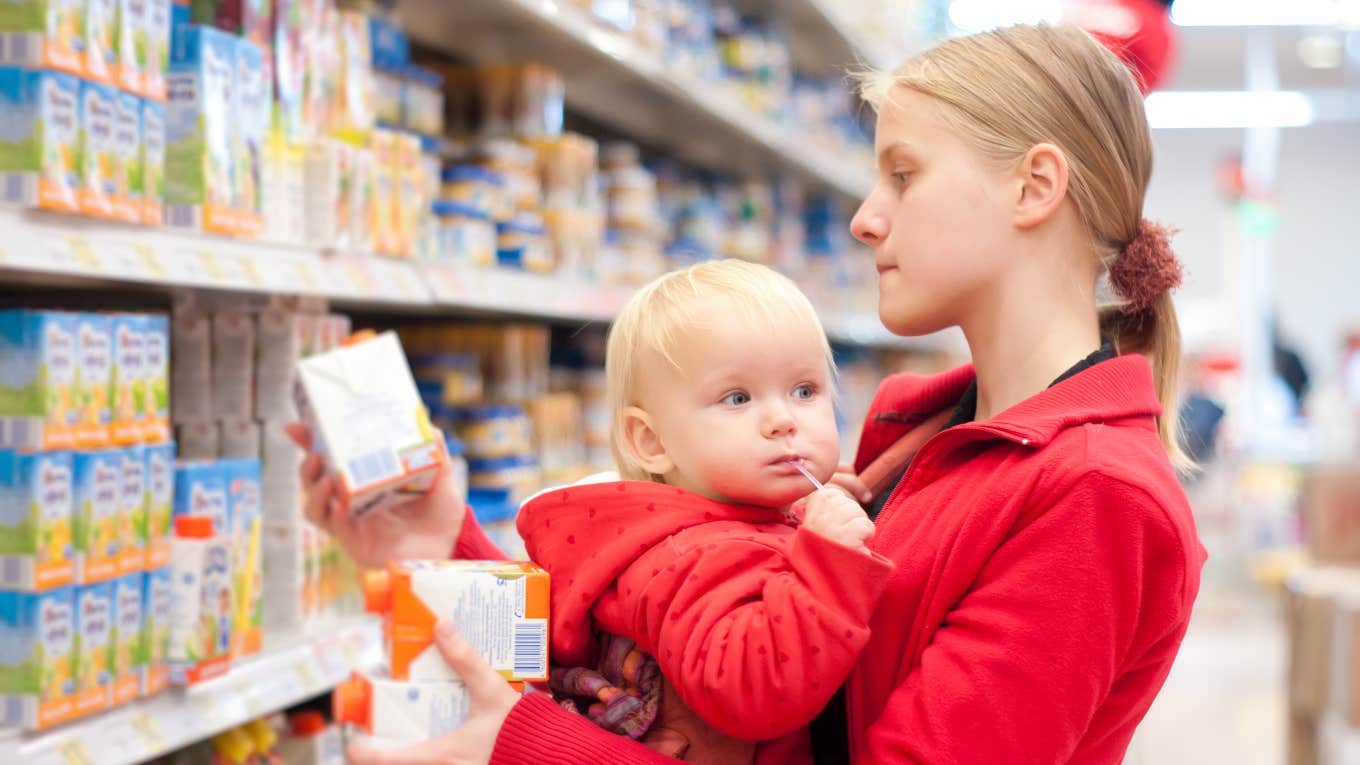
[516,482,893,762]
[466,354,1207,764]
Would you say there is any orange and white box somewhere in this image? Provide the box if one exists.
[293,332,445,517]
[334,671,523,745]
[363,560,549,683]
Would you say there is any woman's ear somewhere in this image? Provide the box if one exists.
[1013,142,1070,229]
[621,406,674,477]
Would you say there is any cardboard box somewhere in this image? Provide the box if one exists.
[219,418,260,460]
[143,442,174,569]
[363,560,548,683]
[142,314,170,441]
[293,332,444,517]
[0,0,84,75]
[73,314,114,449]
[110,314,148,444]
[171,311,212,424]
[0,67,81,212]
[165,24,235,233]
[167,515,231,685]
[140,565,171,695]
[175,420,218,461]
[0,450,76,590]
[223,458,262,657]
[73,450,121,584]
[0,310,78,450]
[111,572,144,705]
[1303,466,1360,564]
[117,445,147,575]
[211,312,255,420]
[0,587,77,729]
[72,581,113,716]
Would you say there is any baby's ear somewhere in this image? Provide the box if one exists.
[621,406,674,476]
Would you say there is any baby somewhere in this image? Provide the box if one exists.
[518,260,889,764]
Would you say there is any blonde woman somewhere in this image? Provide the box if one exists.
[294,23,1206,765]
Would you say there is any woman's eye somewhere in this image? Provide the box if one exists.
[793,384,816,400]
[722,391,751,406]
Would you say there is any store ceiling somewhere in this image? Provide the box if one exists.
[1166,25,1359,91]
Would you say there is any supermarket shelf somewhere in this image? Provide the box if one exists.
[765,0,905,72]
[0,207,433,308]
[426,264,634,322]
[397,0,875,201]
[0,616,381,765]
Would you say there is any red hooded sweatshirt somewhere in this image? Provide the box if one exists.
[516,482,894,763]
[466,355,1207,764]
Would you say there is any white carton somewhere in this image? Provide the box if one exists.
[219,418,260,460]
[334,672,476,744]
[293,332,444,516]
[166,515,231,685]
[254,310,313,421]
[174,420,218,461]
[170,312,212,424]
[211,312,254,420]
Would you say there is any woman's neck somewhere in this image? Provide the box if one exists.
[961,250,1102,423]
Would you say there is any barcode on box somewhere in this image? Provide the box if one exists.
[1,173,35,205]
[166,205,201,229]
[0,33,38,65]
[1,557,21,588]
[513,619,547,678]
[3,696,26,727]
[347,450,400,487]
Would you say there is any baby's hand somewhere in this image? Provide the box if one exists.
[801,488,875,552]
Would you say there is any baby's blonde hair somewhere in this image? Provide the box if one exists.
[855,23,1189,470]
[607,259,834,482]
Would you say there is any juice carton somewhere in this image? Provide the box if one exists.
[369,127,397,255]
[110,314,147,444]
[303,138,356,250]
[167,515,231,684]
[143,441,174,568]
[141,314,170,440]
[293,332,445,517]
[174,459,227,531]
[170,311,211,423]
[111,572,142,704]
[223,458,261,657]
[114,0,144,93]
[0,451,75,591]
[333,11,374,143]
[175,419,217,460]
[395,131,422,258]
[73,449,121,583]
[144,0,170,100]
[211,311,254,419]
[233,37,267,237]
[139,565,170,695]
[165,24,234,233]
[141,98,165,224]
[334,672,519,745]
[261,522,305,629]
[254,310,308,420]
[73,313,113,448]
[77,79,115,216]
[79,78,117,218]
[86,0,118,84]
[0,310,77,451]
[72,581,113,716]
[0,67,80,212]
[117,445,146,574]
[110,90,142,222]
[219,418,259,459]
[362,560,549,683]
[0,0,84,75]
[0,588,76,730]
[273,0,305,146]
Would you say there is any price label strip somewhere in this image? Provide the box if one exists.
[128,711,167,753]
[55,736,94,765]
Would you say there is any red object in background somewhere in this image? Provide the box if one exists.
[1067,0,1177,93]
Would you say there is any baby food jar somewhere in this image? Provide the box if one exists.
[432,201,497,268]
[496,216,551,272]
[455,405,533,459]
[410,352,484,408]
[468,455,542,506]
[440,165,505,220]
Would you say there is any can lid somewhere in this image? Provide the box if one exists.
[174,514,214,538]
[333,673,372,731]
[362,569,392,614]
[290,710,328,737]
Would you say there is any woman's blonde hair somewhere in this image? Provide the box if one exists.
[855,23,1188,469]
[606,259,835,482]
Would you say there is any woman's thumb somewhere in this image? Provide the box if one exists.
[433,620,505,701]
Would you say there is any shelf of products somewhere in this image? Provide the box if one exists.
[764,0,905,72]
[396,0,876,201]
[0,617,381,765]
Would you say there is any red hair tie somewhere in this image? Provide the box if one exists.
[1109,219,1182,313]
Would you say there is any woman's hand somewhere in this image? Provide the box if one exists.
[285,423,467,568]
[347,621,521,765]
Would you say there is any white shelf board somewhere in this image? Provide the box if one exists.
[396,0,875,201]
[0,616,381,765]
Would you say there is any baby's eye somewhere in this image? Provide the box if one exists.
[793,384,817,400]
[722,391,751,406]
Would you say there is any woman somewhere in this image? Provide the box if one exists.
[293,23,1206,764]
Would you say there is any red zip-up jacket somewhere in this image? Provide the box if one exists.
[516,482,893,762]
[462,354,1206,764]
